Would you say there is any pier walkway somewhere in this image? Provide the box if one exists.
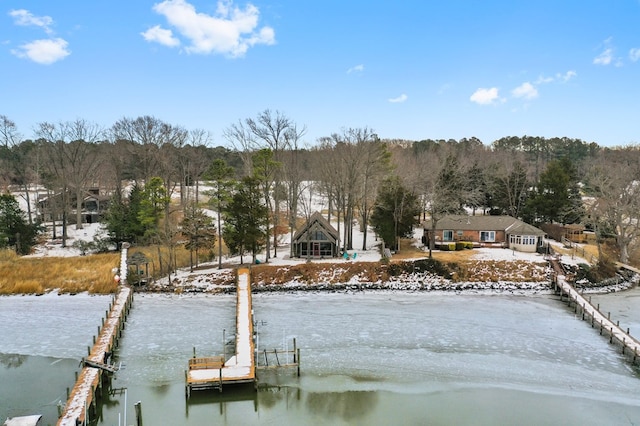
[57,246,133,426]
[186,267,256,393]
[549,257,640,362]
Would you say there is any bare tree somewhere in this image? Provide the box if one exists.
[36,119,103,242]
[585,147,640,264]
[184,129,214,204]
[0,115,21,149]
[355,130,391,250]
[281,124,308,256]
[223,120,256,176]
[225,110,302,260]
[0,115,39,223]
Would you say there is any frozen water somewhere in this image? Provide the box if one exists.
[0,292,112,359]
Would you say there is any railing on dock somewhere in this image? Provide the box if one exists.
[185,267,301,396]
[57,245,133,426]
[549,257,640,365]
[186,268,256,395]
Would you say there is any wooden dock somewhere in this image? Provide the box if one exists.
[186,267,256,394]
[549,257,640,363]
[57,246,134,426]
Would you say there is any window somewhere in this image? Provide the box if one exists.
[443,230,454,241]
[480,231,495,242]
[312,230,328,240]
[510,235,537,245]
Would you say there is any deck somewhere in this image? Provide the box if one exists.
[186,267,256,393]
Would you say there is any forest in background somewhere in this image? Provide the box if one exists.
[1,111,639,278]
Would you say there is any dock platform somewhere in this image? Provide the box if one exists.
[186,267,256,394]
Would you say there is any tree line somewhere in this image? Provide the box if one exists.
[1,112,640,268]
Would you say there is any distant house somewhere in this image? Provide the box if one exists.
[422,215,546,253]
[37,188,111,224]
[292,212,340,258]
[540,223,587,244]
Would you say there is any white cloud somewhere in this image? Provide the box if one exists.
[388,94,407,103]
[593,48,613,65]
[147,0,275,57]
[629,48,640,62]
[512,82,538,100]
[535,70,576,85]
[347,64,364,74]
[9,9,54,34]
[11,38,70,64]
[559,70,576,82]
[470,87,500,105]
[141,25,180,47]
[535,75,554,84]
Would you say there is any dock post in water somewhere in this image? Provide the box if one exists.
[185,267,256,393]
[57,244,133,426]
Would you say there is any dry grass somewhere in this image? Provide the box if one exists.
[0,250,120,295]
[0,238,233,295]
[391,238,477,263]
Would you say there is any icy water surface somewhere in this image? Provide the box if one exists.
[2,291,640,425]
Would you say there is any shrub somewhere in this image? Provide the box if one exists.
[439,243,456,251]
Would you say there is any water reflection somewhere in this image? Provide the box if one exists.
[306,390,378,422]
[0,352,27,368]
[151,382,171,396]
[186,384,258,418]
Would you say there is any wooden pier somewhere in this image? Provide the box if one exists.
[549,257,640,364]
[57,246,133,426]
[186,267,256,394]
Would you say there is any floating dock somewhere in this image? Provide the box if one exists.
[186,267,256,394]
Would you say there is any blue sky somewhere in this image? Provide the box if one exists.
[1,1,639,147]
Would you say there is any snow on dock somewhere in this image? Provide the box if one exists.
[186,267,255,393]
[57,245,133,426]
[549,257,640,361]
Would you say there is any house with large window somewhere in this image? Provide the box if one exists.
[421,215,546,253]
[292,212,340,258]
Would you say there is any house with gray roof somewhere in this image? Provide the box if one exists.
[422,215,546,253]
[292,212,340,258]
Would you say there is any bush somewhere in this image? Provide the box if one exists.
[440,243,456,251]
[455,242,467,251]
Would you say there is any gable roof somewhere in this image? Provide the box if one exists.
[422,215,546,236]
[505,220,547,236]
[293,212,339,243]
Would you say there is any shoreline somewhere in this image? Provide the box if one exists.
[140,278,635,296]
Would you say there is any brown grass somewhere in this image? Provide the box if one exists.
[391,238,477,263]
[0,250,120,295]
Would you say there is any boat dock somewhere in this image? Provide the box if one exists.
[186,267,256,394]
[549,257,640,363]
[57,246,133,426]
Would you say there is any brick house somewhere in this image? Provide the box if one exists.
[422,215,546,253]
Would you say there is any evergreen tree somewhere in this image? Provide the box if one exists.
[222,176,268,264]
[370,176,420,251]
[525,158,583,224]
[0,194,43,255]
[138,177,170,242]
[204,158,235,269]
[104,183,147,243]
